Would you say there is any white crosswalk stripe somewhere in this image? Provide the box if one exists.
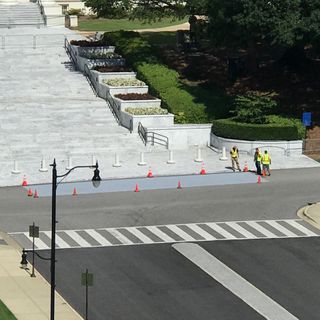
[11,219,319,250]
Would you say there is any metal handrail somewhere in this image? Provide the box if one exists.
[64,37,78,69]
[106,94,122,126]
[138,122,169,148]
[84,64,98,96]
[36,0,47,25]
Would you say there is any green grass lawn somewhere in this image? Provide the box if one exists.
[78,17,187,32]
[0,300,16,320]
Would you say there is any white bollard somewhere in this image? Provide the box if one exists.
[219,146,228,161]
[194,146,203,162]
[92,155,96,166]
[66,156,73,170]
[138,152,147,166]
[39,157,48,172]
[11,160,20,174]
[113,153,122,167]
[167,150,176,164]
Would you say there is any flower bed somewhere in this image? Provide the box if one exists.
[70,40,105,47]
[114,93,156,100]
[103,78,145,87]
[76,56,125,72]
[93,66,132,72]
[79,52,122,59]
[125,107,168,115]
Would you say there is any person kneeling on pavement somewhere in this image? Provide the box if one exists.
[230,146,241,172]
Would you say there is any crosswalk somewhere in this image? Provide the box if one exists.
[9,219,320,251]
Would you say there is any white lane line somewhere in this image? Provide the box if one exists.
[285,220,318,237]
[146,226,176,242]
[65,230,92,247]
[85,229,112,246]
[206,223,237,239]
[23,232,49,250]
[126,227,153,243]
[173,243,298,320]
[245,221,278,238]
[166,225,195,241]
[187,224,217,240]
[43,231,71,249]
[225,222,257,239]
[267,221,297,237]
[108,229,133,245]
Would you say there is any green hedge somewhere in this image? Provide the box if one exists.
[212,116,305,140]
[103,31,209,123]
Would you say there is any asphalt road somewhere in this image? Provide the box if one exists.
[34,237,320,320]
[0,167,319,233]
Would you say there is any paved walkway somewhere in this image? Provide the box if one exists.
[0,232,82,320]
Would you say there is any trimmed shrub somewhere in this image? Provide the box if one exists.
[103,31,210,123]
[212,116,305,141]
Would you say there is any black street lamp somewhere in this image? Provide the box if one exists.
[21,159,101,320]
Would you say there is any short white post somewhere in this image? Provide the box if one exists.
[66,156,73,170]
[11,160,20,174]
[219,146,228,161]
[92,155,96,166]
[194,146,203,162]
[39,157,48,172]
[138,152,147,166]
[167,150,175,164]
[113,153,122,167]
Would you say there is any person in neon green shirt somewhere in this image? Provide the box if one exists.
[261,150,271,176]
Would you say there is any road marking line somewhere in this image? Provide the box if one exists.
[206,223,237,239]
[146,226,176,242]
[126,227,153,243]
[285,220,318,237]
[43,231,71,249]
[173,243,299,320]
[187,224,216,240]
[65,231,91,247]
[245,221,278,238]
[225,222,257,238]
[166,225,195,241]
[85,229,112,246]
[266,221,297,237]
[108,229,133,245]
[23,232,49,250]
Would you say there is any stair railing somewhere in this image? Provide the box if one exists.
[36,0,47,25]
[84,64,98,96]
[64,37,78,69]
[138,122,169,148]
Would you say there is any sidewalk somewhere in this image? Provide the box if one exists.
[298,202,320,230]
[0,232,82,320]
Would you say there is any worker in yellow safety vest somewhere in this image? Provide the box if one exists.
[261,150,271,176]
[254,148,262,175]
[230,146,241,172]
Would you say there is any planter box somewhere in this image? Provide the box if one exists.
[68,44,115,57]
[112,96,161,111]
[98,82,149,99]
[76,56,125,72]
[90,69,137,83]
[121,111,174,131]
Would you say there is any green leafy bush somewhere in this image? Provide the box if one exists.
[125,107,168,115]
[103,78,145,86]
[67,8,83,16]
[103,31,210,123]
[231,93,277,124]
[212,116,305,141]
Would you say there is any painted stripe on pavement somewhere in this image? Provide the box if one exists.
[126,227,153,243]
[225,222,257,239]
[108,229,133,245]
[285,220,318,237]
[267,221,297,237]
[166,225,195,241]
[173,243,298,320]
[245,221,277,238]
[65,230,91,247]
[43,231,71,249]
[206,223,237,239]
[23,232,49,250]
[188,224,217,240]
[146,226,176,242]
[85,229,112,246]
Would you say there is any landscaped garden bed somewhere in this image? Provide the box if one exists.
[79,52,122,59]
[76,55,125,72]
[92,66,132,72]
[70,40,106,47]
[102,78,145,87]
[114,93,156,100]
[125,107,168,115]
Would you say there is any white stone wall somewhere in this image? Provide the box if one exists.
[210,133,303,156]
[112,96,162,111]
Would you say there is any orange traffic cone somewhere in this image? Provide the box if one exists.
[147,167,153,178]
[177,181,182,189]
[257,176,261,184]
[34,189,39,198]
[22,175,28,187]
[243,161,249,172]
[27,188,33,197]
[72,187,78,196]
[200,163,206,175]
[262,169,266,177]
[134,183,139,192]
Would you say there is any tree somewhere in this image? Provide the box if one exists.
[84,0,208,20]
[206,0,320,67]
